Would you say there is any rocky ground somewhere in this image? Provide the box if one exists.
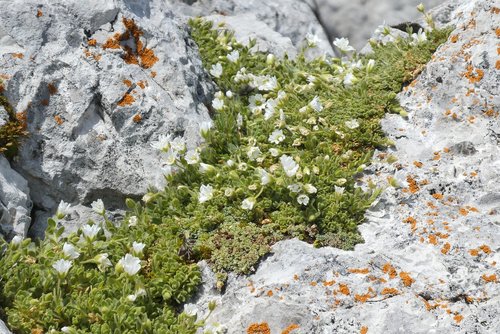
[185,1,500,333]
[0,0,499,333]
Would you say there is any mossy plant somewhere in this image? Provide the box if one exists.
[0,8,450,333]
[0,79,28,158]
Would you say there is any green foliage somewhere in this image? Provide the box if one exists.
[0,13,450,333]
[0,81,28,158]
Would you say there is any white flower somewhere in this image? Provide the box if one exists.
[63,243,80,260]
[366,59,376,72]
[199,184,214,203]
[299,106,307,113]
[333,37,355,53]
[246,146,262,161]
[266,53,275,65]
[91,199,105,215]
[61,327,74,334]
[238,162,248,171]
[256,76,278,91]
[209,63,223,78]
[184,304,199,317]
[297,194,310,206]
[11,235,23,246]
[199,163,215,173]
[306,33,321,47]
[170,137,186,153]
[269,148,280,157]
[280,155,299,177]
[82,224,100,240]
[304,184,317,194]
[287,184,301,193]
[227,50,239,62]
[249,94,266,114]
[226,90,233,98]
[163,148,178,165]
[212,97,224,111]
[185,149,200,164]
[204,323,228,334]
[56,200,72,219]
[226,159,235,167]
[268,129,285,144]
[334,186,345,195]
[132,241,146,254]
[411,29,427,45]
[52,259,72,275]
[257,168,271,185]
[118,254,141,276]
[95,253,112,271]
[237,113,243,128]
[150,134,171,151]
[241,197,256,210]
[309,96,323,112]
[224,188,234,197]
[127,294,137,302]
[345,119,359,129]
[343,72,357,87]
[128,216,138,227]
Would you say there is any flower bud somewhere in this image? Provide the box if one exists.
[417,3,425,13]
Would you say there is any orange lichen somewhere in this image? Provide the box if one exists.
[381,288,400,295]
[281,324,300,334]
[496,28,500,37]
[459,208,469,216]
[469,249,479,256]
[338,284,350,295]
[450,35,458,43]
[354,292,373,303]
[454,314,464,324]
[123,79,132,87]
[323,280,335,287]
[406,175,420,193]
[492,7,500,14]
[496,60,500,70]
[54,115,64,125]
[266,290,273,297]
[151,71,157,78]
[293,274,299,281]
[481,274,497,283]
[348,268,370,274]
[441,243,451,255]
[399,272,414,287]
[133,114,142,123]
[428,234,438,245]
[117,93,135,107]
[382,263,398,279]
[310,281,317,287]
[462,65,484,84]
[36,9,43,17]
[137,81,146,89]
[433,152,441,161]
[432,193,444,200]
[479,245,491,254]
[404,217,417,232]
[48,83,57,95]
[247,323,271,334]
[88,39,97,46]
[360,327,368,334]
[12,53,24,59]
[41,99,49,106]
[413,161,423,168]
[102,33,122,49]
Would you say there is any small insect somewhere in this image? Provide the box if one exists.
[178,230,197,262]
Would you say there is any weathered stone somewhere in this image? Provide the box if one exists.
[450,141,477,156]
[0,0,215,235]
[0,155,31,238]
[0,106,7,127]
[187,0,500,332]
[166,0,334,58]
[313,0,444,49]
[0,320,12,334]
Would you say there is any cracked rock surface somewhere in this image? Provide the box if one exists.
[187,0,500,333]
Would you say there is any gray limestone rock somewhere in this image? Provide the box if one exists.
[0,0,215,235]
[0,320,11,334]
[187,0,500,332]
[0,155,31,238]
[0,106,7,128]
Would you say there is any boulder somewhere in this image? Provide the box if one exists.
[0,320,12,334]
[187,0,500,332]
[0,0,215,235]
[314,0,444,49]
[0,155,31,238]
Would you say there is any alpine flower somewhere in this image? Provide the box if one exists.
[94,253,112,271]
[268,129,285,144]
[91,199,105,215]
[309,96,323,112]
[118,254,141,276]
[241,197,256,210]
[247,146,262,161]
[280,155,299,177]
[56,200,72,219]
[212,97,224,111]
[150,134,171,151]
[257,168,271,185]
[53,259,72,276]
[209,63,223,78]
[199,184,214,203]
[63,243,80,260]
[304,184,317,194]
[11,235,23,246]
[333,37,355,53]
[345,119,360,129]
[227,50,240,62]
[306,32,321,47]
[185,149,201,164]
[82,224,101,241]
[132,241,146,254]
[297,194,310,206]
